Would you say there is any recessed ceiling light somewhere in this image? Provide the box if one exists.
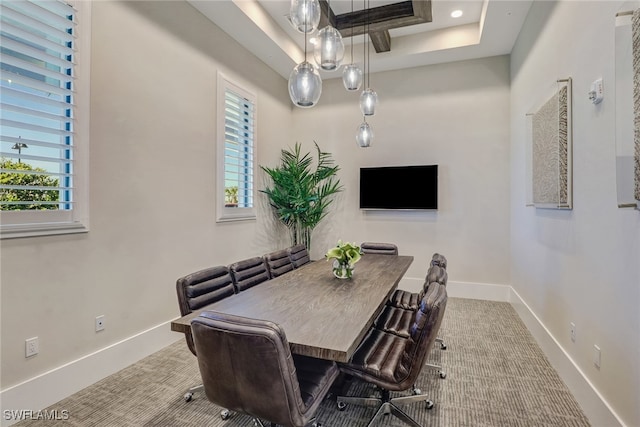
[451,10,463,18]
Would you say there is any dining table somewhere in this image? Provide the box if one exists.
[171,253,414,362]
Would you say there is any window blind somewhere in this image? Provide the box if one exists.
[224,89,254,209]
[0,0,76,211]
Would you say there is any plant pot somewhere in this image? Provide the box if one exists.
[333,260,354,279]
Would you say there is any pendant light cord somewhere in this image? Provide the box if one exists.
[350,0,354,62]
[363,0,367,87]
[366,0,370,88]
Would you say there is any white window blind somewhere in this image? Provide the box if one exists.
[1,0,89,238]
[217,74,257,222]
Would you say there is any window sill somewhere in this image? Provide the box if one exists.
[1,222,89,240]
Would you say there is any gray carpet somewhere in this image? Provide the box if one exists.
[15,298,590,427]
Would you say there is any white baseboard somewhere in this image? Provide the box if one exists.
[398,277,512,301]
[400,276,623,427]
[0,321,182,427]
[1,284,624,427]
[509,288,625,427]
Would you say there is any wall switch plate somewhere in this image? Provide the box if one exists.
[25,337,39,357]
[593,345,601,368]
[95,315,105,332]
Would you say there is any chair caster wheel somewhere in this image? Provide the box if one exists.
[439,371,447,379]
[426,400,434,410]
[412,387,422,395]
[184,392,193,402]
[440,343,447,350]
[220,409,231,420]
[337,401,347,411]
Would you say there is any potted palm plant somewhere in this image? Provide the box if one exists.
[261,142,343,251]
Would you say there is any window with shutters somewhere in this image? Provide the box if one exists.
[216,73,256,222]
[0,0,90,238]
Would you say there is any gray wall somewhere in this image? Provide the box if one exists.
[510,1,640,425]
[0,1,292,389]
[291,56,512,286]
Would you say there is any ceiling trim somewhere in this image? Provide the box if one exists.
[319,0,433,53]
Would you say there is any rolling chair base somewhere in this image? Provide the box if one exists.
[337,387,433,427]
[426,362,447,379]
[253,418,320,427]
[183,384,203,402]
[184,384,232,421]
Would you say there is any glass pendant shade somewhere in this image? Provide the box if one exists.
[290,0,321,33]
[356,121,373,147]
[313,26,345,71]
[288,61,322,108]
[342,63,363,91]
[360,88,378,116]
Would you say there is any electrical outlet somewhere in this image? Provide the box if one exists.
[570,322,576,342]
[593,345,601,369]
[25,337,39,357]
[95,315,105,332]
[589,78,604,104]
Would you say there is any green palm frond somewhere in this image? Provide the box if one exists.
[260,142,343,250]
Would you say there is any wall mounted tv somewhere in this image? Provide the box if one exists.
[359,165,438,210]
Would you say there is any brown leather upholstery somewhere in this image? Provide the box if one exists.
[336,283,447,426]
[175,266,235,355]
[264,248,294,278]
[192,311,339,427]
[378,266,447,338]
[341,282,447,391]
[287,244,310,268]
[360,242,399,255]
[430,253,448,270]
[388,263,448,311]
[374,303,414,339]
[229,256,270,292]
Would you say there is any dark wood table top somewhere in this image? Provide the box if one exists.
[171,254,413,362]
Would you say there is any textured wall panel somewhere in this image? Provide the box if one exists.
[532,85,569,207]
[633,9,640,202]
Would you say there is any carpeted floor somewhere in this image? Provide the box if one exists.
[14,298,591,427]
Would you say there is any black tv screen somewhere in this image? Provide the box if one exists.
[360,165,438,210]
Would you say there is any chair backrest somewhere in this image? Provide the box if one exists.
[264,248,294,278]
[229,256,270,292]
[425,265,448,286]
[175,266,235,355]
[397,282,447,388]
[430,253,448,270]
[192,311,307,427]
[287,244,310,268]
[360,242,399,255]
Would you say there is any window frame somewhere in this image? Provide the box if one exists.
[216,72,257,223]
[0,0,91,239]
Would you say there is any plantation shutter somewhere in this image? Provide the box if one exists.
[224,88,254,209]
[0,0,76,210]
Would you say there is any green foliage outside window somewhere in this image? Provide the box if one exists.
[0,158,60,210]
[225,186,239,206]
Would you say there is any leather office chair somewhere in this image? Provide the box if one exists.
[192,311,340,427]
[264,248,294,278]
[287,244,310,268]
[175,265,236,411]
[387,265,448,311]
[337,282,448,427]
[360,242,399,255]
[382,263,449,379]
[229,256,270,292]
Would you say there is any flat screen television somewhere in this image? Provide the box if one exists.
[359,165,438,210]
